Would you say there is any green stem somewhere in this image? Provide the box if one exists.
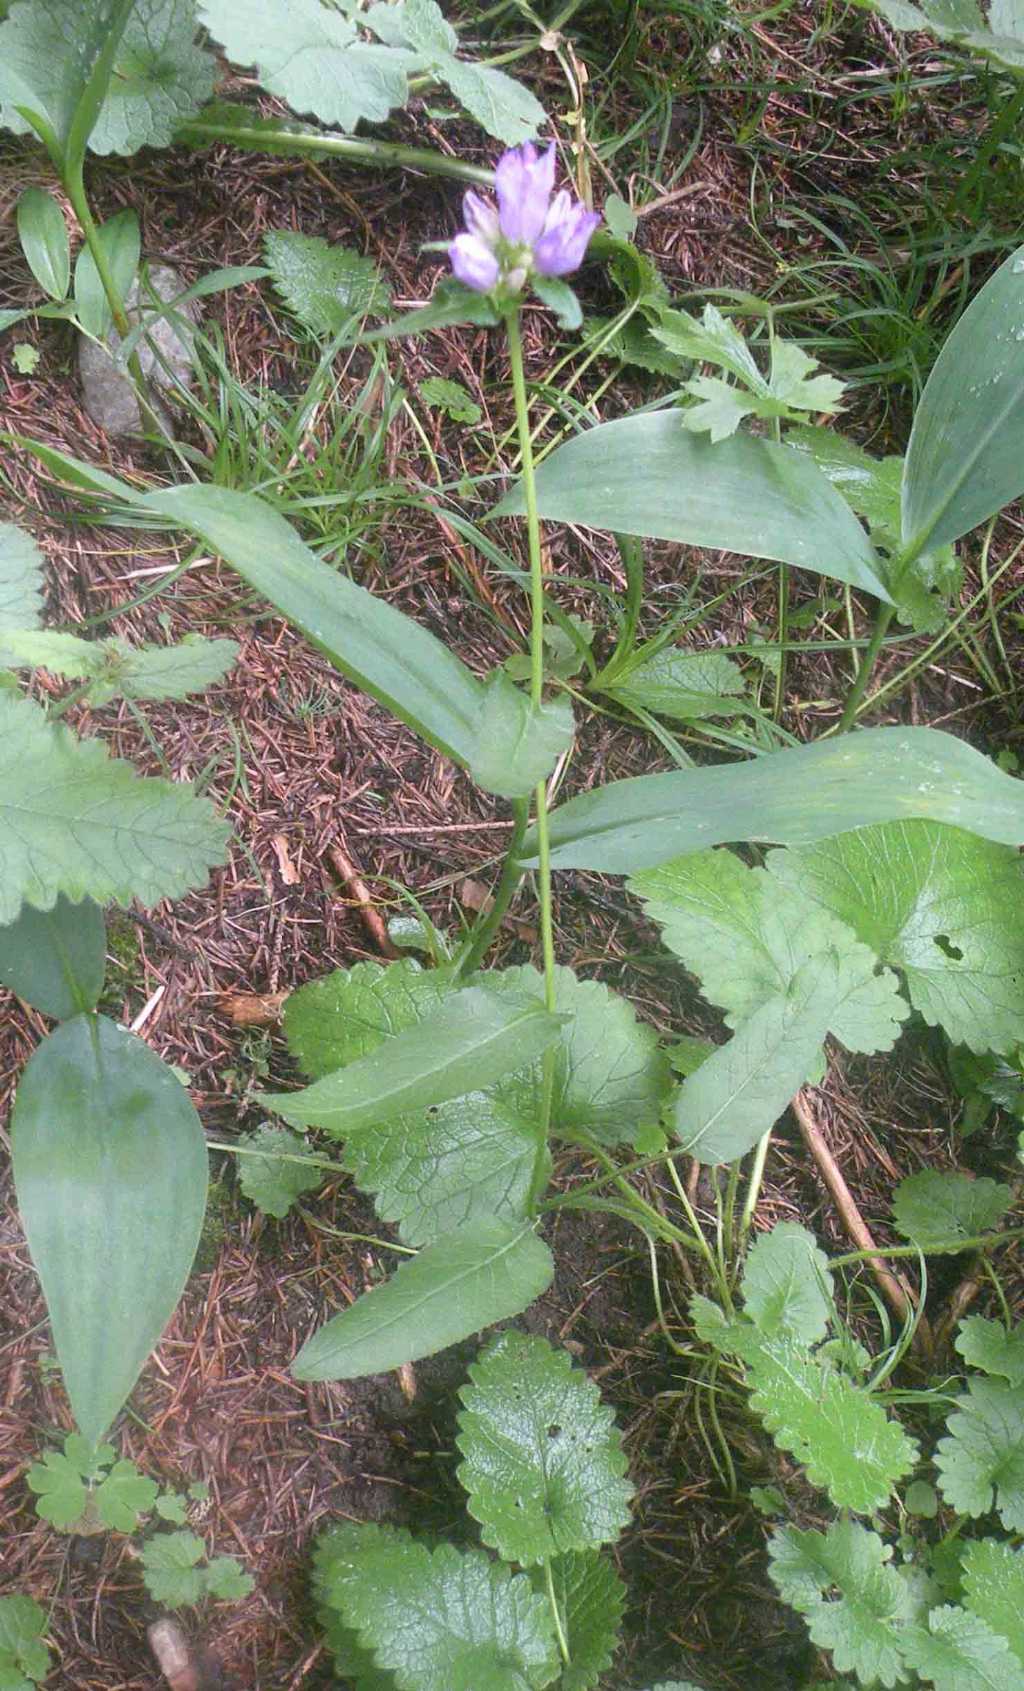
[507,308,559,1208]
[178,119,495,187]
[738,1130,771,1242]
[836,601,895,733]
[544,1560,571,1665]
[774,563,789,720]
[828,1225,1024,1269]
[452,797,530,980]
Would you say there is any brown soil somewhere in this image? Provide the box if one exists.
[2,11,1024,1689]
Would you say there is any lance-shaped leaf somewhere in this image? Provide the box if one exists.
[903,241,1024,557]
[740,1222,835,1347]
[11,1013,208,1445]
[899,1607,1021,1691]
[457,1331,634,1564]
[935,1377,1024,1529]
[16,187,70,300]
[962,1540,1024,1669]
[524,726,1024,873]
[892,1170,1013,1250]
[137,483,484,767]
[292,1219,553,1381]
[768,1520,919,1688]
[198,0,418,131]
[470,674,574,799]
[493,412,890,600]
[0,692,229,924]
[0,894,106,1020]
[527,1552,626,1691]
[311,1522,560,1691]
[262,983,562,1134]
[766,820,1024,1056]
[73,207,140,339]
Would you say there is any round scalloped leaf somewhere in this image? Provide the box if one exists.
[892,1171,1012,1250]
[768,1521,917,1688]
[456,1330,633,1565]
[235,1126,323,1219]
[955,1316,1024,1387]
[739,1221,835,1346]
[899,1605,1021,1691]
[935,1377,1024,1530]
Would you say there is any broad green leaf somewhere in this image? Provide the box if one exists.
[86,0,217,154]
[0,894,105,1020]
[740,1222,835,1346]
[527,726,1024,873]
[235,1125,322,1219]
[0,692,229,924]
[493,412,890,600]
[11,1014,208,1445]
[314,1522,406,1690]
[137,483,484,766]
[262,983,563,1134]
[16,187,69,299]
[338,1089,539,1246]
[903,242,1024,556]
[0,520,43,641]
[73,208,140,339]
[955,1316,1024,1386]
[140,1530,206,1609]
[899,1606,1021,1691]
[748,1342,918,1513]
[25,1448,88,1527]
[892,1170,1013,1249]
[202,1557,254,1601]
[263,229,390,339]
[469,674,574,799]
[935,1377,1024,1528]
[94,1459,159,1530]
[962,1540,1024,1666]
[527,1552,626,1691]
[368,0,456,53]
[311,1522,560,1691]
[601,646,747,722]
[197,0,417,130]
[436,56,545,145]
[456,1330,633,1564]
[768,1520,917,1687]
[0,0,135,160]
[787,426,961,633]
[630,846,908,1049]
[291,1219,553,1381]
[419,375,481,425]
[0,1596,49,1689]
[284,958,455,1080]
[767,820,1024,1055]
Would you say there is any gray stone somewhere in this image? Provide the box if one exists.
[78,262,199,437]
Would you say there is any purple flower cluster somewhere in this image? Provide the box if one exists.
[450,142,601,296]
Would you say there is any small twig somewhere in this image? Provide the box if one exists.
[326,840,400,958]
[791,1089,928,1343]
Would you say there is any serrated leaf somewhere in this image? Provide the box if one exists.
[235,1126,322,1219]
[456,1331,633,1564]
[12,1014,208,1445]
[0,692,229,924]
[87,0,217,154]
[651,304,763,388]
[962,1540,1024,1667]
[263,230,389,340]
[955,1316,1024,1385]
[418,376,480,425]
[767,339,846,416]
[25,1448,88,1527]
[314,1522,406,1691]
[310,1520,560,1691]
[435,56,545,145]
[767,820,1024,1056]
[892,1171,1013,1249]
[292,1219,554,1381]
[94,1460,158,1531]
[748,1341,918,1513]
[0,895,106,1020]
[140,1530,206,1609]
[198,0,417,130]
[262,983,563,1134]
[88,634,238,703]
[203,1556,254,1601]
[0,0,135,158]
[935,1377,1024,1529]
[527,1552,625,1691]
[285,959,456,1079]
[0,1597,49,1689]
[601,647,747,723]
[470,674,574,799]
[899,1605,1021,1691]
[0,520,44,658]
[768,1521,916,1688]
[681,375,758,442]
[740,1222,835,1345]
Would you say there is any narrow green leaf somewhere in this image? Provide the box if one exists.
[16,187,69,300]
[73,208,140,338]
[262,984,563,1134]
[903,242,1024,555]
[493,412,891,600]
[11,1014,208,1445]
[457,1330,634,1564]
[470,674,574,799]
[291,1220,554,1381]
[526,727,1024,873]
[0,895,106,1020]
[136,483,484,766]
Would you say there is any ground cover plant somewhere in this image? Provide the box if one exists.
[2,0,1024,1686]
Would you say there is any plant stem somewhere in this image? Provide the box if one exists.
[507,309,559,1205]
[453,797,529,979]
[544,1560,571,1665]
[178,119,495,186]
[836,601,894,733]
[738,1130,771,1242]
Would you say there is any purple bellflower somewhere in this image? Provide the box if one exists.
[449,141,600,297]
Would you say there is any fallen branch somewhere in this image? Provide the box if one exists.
[326,839,400,959]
